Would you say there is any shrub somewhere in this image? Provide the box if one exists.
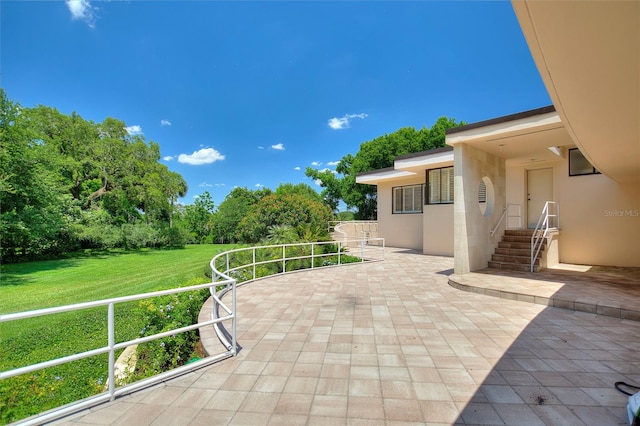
[236,193,333,243]
[133,278,210,379]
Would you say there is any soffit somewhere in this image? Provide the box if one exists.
[512,1,640,182]
[447,111,574,164]
[355,169,416,185]
[395,151,454,173]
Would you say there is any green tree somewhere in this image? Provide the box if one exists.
[303,169,342,212]
[274,182,322,202]
[209,187,271,243]
[236,193,333,243]
[0,91,74,261]
[0,90,189,259]
[306,117,466,219]
[183,191,215,243]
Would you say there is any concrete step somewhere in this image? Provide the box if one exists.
[488,261,540,272]
[503,229,535,237]
[494,247,532,257]
[498,241,545,250]
[501,235,537,243]
[491,254,540,265]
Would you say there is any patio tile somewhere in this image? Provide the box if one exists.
[347,396,385,420]
[492,403,546,426]
[56,249,640,426]
[458,402,503,425]
[229,412,270,425]
[349,378,382,398]
[204,389,247,411]
[383,398,424,422]
[274,393,313,415]
[310,395,348,417]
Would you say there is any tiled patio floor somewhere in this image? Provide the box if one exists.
[449,263,640,321]
[56,248,640,425]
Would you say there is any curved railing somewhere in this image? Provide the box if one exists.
[330,221,379,243]
[0,279,236,426]
[1,238,384,425]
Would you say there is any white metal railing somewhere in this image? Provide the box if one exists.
[0,280,236,426]
[490,204,522,237]
[210,238,385,286]
[530,201,560,272]
[2,238,385,424]
[331,221,379,242]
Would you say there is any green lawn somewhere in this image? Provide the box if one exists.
[1,245,241,313]
[0,244,239,424]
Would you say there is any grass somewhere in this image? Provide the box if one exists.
[0,244,239,424]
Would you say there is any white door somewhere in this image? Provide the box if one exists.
[527,168,553,228]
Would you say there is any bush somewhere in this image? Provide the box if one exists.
[236,193,333,243]
[133,279,210,379]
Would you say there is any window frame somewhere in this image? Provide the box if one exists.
[392,184,424,214]
[568,148,600,176]
[426,166,454,205]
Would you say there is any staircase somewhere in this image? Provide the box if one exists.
[488,229,543,272]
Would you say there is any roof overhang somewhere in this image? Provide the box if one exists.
[395,147,454,173]
[512,1,640,182]
[356,147,454,185]
[446,106,574,164]
[356,168,416,185]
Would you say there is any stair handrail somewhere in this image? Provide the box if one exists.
[490,203,522,237]
[530,201,559,272]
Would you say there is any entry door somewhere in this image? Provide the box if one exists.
[527,168,553,228]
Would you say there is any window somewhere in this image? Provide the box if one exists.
[427,166,454,204]
[569,148,600,176]
[392,184,423,214]
[478,179,486,204]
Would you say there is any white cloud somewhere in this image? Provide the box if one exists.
[271,143,285,151]
[327,160,340,166]
[160,119,172,126]
[178,148,225,165]
[311,161,322,167]
[318,168,338,175]
[65,0,96,28]
[327,113,368,130]
[198,182,213,187]
[163,155,175,161]
[294,166,301,171]
[258,146,265,150]
[215,183,226,187]
[314,179,323,186]
[125,125,143,135]
[255,183,264,188]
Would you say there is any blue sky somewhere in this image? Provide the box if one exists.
[1,1,550,206]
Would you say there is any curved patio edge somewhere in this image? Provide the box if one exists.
[448,271,640,322]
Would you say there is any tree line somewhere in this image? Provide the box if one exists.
[305,116,466,219]
[1,88,464,262]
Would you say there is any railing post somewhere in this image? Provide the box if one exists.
[252,248,256,280]
[282,245,286,274]
[107,302,115,400]
[311,244,314,269]
[231,280,237,356]
[338,241,342,265]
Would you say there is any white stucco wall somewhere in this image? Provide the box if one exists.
[376,179,424,251]
[505,150,640,267]
[423,204,454,256]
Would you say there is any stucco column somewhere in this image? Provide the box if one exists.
[453,144,506,274]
